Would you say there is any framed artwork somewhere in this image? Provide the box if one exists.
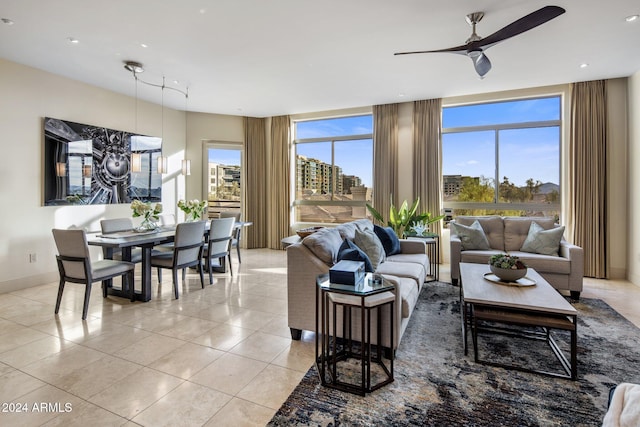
[43,117,162,205]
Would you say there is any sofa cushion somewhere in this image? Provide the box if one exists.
[460,250,500,266]
[353,218,374,232]
[504,217,556,251]
[374,225,401,256]
[337,239,373,272]
[354,228,385,270]
[520,222,565,256]
[450,220,491,250]
[302,227,343,265]
[509,251,571,275]
[455,216,504,250]
[376,260,426,287]
[386,253,429,278]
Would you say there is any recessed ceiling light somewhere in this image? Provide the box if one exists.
[398,93,406,98]
[580,63,589,69]
[140,43,148,48]
[199,8,207,14]
[625,14,639,22]
[67,37,79,44]
[1,18,14,25]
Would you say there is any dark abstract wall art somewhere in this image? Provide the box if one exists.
[43,117,162,206]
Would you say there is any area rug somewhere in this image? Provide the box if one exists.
[269,282,640,426]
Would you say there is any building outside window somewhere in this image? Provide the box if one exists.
[442,96,561,222]
[206,145,242,217]
[293,115,373,224]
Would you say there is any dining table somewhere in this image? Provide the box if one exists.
[87,220,252,302]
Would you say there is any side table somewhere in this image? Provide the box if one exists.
[406,233,440,282]
[315,273,395,395]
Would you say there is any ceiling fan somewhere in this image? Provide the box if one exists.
[394,5,566,78]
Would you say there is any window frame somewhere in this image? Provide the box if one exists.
[442,95,562,216]
[292,114,373,224]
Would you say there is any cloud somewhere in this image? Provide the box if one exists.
[467,160,478,165]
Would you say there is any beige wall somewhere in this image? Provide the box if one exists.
[0,59,190,292]
[627,70,640,285]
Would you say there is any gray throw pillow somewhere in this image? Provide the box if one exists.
[450,220,490,250]
[354,228,385,270]
[520,222,564,256]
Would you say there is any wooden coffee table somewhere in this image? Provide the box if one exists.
[459,263,578,380]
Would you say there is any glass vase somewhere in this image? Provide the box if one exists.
[139,216,158,231]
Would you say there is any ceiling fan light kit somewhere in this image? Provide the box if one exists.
[395,5,566,77]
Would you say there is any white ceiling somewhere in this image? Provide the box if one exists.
[1,0,639,117]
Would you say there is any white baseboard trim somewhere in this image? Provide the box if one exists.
[0,272,58,294]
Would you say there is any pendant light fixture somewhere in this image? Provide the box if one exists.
[127,61,144,173]
[157,77,168,174]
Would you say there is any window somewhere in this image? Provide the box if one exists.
[293,115,373,224]
[206,144,242,218]
[442,96,561,221]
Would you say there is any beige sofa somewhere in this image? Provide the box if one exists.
[286,219,428,352]
[450,216,584,298]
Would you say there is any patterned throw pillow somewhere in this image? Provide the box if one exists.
[450,220,491,250]
[354,228,386,270]
[520,222,565,256]
[337,239,374,272]
[373,225,402,256]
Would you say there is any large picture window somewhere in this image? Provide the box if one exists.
[442,96,561,221]
[293,115,373,224]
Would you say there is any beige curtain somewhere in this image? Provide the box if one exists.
[267,115,291,249]
[244,117,267,248]
[569,80,608,278]
[372,104,399,218]
[412,99,443,243]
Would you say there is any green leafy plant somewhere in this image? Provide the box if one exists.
[366,197,444,238]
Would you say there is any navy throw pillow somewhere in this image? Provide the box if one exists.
[337,239,374,272]
[374,225,401,256]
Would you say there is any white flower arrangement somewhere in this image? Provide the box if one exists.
[177,199,207,222]
[131,200,162,230]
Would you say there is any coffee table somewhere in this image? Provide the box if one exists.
[459,262,578,380]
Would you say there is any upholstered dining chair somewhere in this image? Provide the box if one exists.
[52,229,135,320]
[203,217,235,284]
[220,211,242,263]
[150,220,206,299]
[100,218,142,263]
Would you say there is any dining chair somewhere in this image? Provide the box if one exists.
[220,211,243,263]
[203,217,235,284]
[150,220,206,299]
[100,218,143,263]
[52,229,135,320]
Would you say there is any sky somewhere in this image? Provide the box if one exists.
[442,96,561,187]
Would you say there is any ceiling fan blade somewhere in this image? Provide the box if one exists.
[477,5,565,49]
[394,45,468,56]
[469,51,492,77]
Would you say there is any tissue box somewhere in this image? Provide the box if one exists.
[329,260,365,285]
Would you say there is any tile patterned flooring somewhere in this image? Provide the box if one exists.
[1,249,639,426]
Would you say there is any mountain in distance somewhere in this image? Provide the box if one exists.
[537,182,559,194]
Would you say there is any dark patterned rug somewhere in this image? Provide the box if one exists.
[269,282,640,426]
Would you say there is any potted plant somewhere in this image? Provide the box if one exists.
[489,253,527,281]
[366,197,444,238]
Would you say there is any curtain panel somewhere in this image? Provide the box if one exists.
[569,80,608,278]
[412,99,443,243]
[267,115,291,249]
[372,103,399,219]
[244,117,267,248]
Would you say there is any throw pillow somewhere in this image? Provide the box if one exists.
[354,228,386,270]
[450,220,491,250]
[337,239,374,272]
[373,225,401,256]
[520,222,565,256]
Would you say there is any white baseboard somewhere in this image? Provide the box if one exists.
[0,272,58,294]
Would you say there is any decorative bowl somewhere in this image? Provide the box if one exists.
[490,265,527,282]
[296,226,325,238]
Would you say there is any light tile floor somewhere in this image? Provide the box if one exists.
[1,250,639,426]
